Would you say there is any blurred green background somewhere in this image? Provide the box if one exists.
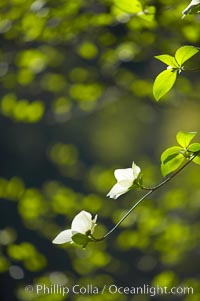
[0,0,200,300]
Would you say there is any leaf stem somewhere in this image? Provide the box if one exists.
[91,154,197,242]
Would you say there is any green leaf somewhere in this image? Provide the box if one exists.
[189,145,200,164]
[161,142,187,177]
[154,55,179,68]
[176,131,197,148]
[193,155,200,165]
[188,143,200,152]
[175,46,199,66]
[72,233,90,248]
[161,154,185,177]
[161,146,183,164]
[153,69,178,101]
[113,0,143,14]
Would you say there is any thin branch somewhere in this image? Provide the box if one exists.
[91,154,197,242]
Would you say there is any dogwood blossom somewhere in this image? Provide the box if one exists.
[182,0,200,17]
[52,210,97,245]
[107,162,141,199]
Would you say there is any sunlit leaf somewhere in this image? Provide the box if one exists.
[153,69,178,101]
[176,131,197,148]
[161,154,185,177]
[188,143,200,152]
[192,155,200,165]
[161,145,185,176]
[175,46,199,66]
[190,143,200,164]
[154,55,179,68]
[161,146,183,164]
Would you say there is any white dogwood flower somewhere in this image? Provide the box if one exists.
[182,0,200,17]
[52,210,97,245]
[107,162,141,199]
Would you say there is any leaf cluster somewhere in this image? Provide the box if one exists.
[153,46,199,101]
[161,131,200,176]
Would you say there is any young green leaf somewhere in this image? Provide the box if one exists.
[161,154,185,177]
[175,46,199,66]
[113,0,143,14]
[176,131,197,148]
[192,155,200,165]
[153,69,178,101]
[187,142,200,164]
[154,55,179,68]
[161,146,183,164]
[188,143,200,152]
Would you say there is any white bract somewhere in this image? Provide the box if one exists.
[107,162,141,199]
[52,210,97,244]
[182,0,200,17]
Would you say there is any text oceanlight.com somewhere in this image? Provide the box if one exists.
[25,284,194,296]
